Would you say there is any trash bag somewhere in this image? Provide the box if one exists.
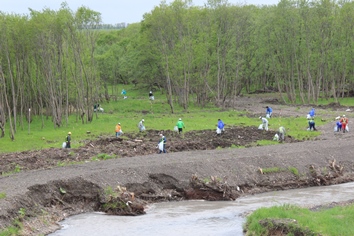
[306,114,311,119]
[346,125,349,132]
[334,126,338,132]
[149,96,155,101]
[140,126,146,131]
[216,127,222,134]
[258,124,263,130]
[158,141,164,151]
[266,114,270,119]
[174,126,178,132]
[273,134,279,141]
[62,142,67,148]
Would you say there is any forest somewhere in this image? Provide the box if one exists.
[1,0,354,139]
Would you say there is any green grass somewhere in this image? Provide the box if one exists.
[245,204,354,236]
[288,167,299,176]
[0,193,6,199]
[0,86,341,153]
[261,167,284,174]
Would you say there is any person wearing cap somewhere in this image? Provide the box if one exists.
[176,118,185,134]
[259,116,269,131]
[138,119,145,132]
[340,115,349,133]
[66,132,72,148]
[158,133,167,153]
[115,123,122,137]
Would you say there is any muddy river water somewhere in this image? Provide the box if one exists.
[49,182,354,236]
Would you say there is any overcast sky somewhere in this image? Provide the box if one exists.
[1,0,279,24]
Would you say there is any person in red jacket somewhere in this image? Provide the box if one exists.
[340,115,349,133]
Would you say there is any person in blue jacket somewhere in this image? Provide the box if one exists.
[336,118,342,132]
[216,119,225,135]
[309,108,315,118]
[266,106,273,118]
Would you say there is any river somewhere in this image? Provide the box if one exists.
[49,182,354,236]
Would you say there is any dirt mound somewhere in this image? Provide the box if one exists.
[0,126,297,174]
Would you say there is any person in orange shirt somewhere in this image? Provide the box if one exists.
[115,123,122,137]
[340,115,349,133]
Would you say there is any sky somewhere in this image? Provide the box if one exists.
[1,0,279,24]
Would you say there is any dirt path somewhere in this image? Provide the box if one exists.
[1,96,354,235]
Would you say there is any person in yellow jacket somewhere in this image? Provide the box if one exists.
[115,123,122,137]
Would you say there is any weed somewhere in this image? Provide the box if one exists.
[288,167,299,176]
[262,167,284,174]
[59,187,66,194]
[18,208,26,219]
[0,192,6,199]
[2,164,21,176]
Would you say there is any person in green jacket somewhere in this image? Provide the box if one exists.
[176,118,185,134]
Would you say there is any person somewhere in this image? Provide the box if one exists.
[340,115,349,133]
[308,118,316,131]
[66,132,71,148]
[115,123,122,137]
[309,108,315,118]
[335,118,342,132]
[138,119,145,132]
[278,126,286,141]
[149,91,154,101]
[266,106,273,118]
[158,133,167,153]
[176,118,185,134]
[216,119,225,135]
[259,116,268,131]
[121,89,127,99]
[94,104,103,112]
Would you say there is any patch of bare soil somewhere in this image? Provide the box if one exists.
[1,95,354,236]
[0,126,296,174]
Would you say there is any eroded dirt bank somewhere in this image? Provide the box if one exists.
[1,135,354,235]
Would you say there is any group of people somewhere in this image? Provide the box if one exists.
[335,115,349,133]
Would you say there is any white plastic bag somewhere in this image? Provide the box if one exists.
[346,125,349,132]
[258,124,263,130]
[306,114,311,119]
[273,134,279,141]
[266,114,270,119]
[174,126,178,132]
[62,142,67,148]
[216,127,221,134]
[334,126,338,132]
[158,141,164,151]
